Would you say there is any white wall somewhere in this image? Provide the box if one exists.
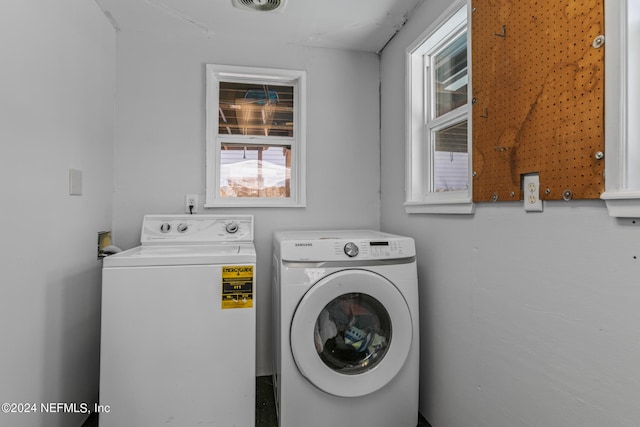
[111,32,381,375]
[380,1,640,426]
[0,1,115,426]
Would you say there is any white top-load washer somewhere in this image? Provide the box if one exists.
[100,214,256,427]
[272,229,419,427]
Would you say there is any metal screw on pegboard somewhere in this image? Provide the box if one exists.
[545,188,551,195]
[595,151,604,160]
[492,193,499,202]
[592,35,605,49]
[562,189,573,201]
[510,191,515,198]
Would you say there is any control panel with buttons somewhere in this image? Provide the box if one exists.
[140,215,254,245]
[277,230,415,262]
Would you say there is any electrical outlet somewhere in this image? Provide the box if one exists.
[523,174,543,212]
[185,194,198,214]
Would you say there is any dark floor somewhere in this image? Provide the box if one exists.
[255,375,278,427]
[83,376,431,426]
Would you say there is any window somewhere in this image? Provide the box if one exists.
[405,1,473,214]
[602,0,640,217]
[205,65,306,207]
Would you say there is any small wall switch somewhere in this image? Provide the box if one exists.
[185,194,198,214]
[69,168,83,196]
[523,174,543,212]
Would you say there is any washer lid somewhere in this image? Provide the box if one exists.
[290,269,413,398]
[102,243,256,267]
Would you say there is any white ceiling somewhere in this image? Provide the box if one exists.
[93,0,425,53]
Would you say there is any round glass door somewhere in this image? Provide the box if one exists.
[315,293,391,375]
[290,269,413,397]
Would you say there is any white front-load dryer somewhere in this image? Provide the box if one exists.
[272,230,419,427]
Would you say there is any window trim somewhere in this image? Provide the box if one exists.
[601,0,640,217]
[404,1,474,214]
[205,64,306,208]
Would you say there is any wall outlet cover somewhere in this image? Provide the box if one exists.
[185,194,198,214]
[523,174,543,212]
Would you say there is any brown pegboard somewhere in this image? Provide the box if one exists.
[471,0,604,202]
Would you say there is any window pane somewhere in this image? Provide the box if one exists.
[219,83,294,137]
[220,145,291,198]
[433,121,468,192]
[434,31,467,117]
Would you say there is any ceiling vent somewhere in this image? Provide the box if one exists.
[232,0,286,13]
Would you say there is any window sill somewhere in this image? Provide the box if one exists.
[404,200,475,214]
[205,200,306,208]
[601,191,640,218]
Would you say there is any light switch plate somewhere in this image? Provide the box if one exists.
[69,168,83,196]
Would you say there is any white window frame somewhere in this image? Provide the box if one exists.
[405,0,474,214]
[205,64,306,208]
[601,0,640,217]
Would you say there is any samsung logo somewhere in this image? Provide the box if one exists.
[295,243,313,247]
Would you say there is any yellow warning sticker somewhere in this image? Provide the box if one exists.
[221,265,254,309]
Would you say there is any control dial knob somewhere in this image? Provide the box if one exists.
[344,242,359,258]
[226,223,239,234]
[160,223,171,233]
